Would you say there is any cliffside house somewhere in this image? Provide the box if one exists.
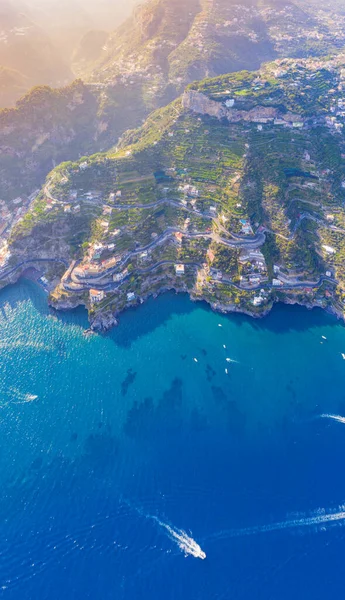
[240,219,254,235]
[113,269,128,282]
[89,289,105,304]
[252,296,263,306]
[175,264,185,275]
[174,232,183,245]
[102,257,118,270]
[322,245,336,255]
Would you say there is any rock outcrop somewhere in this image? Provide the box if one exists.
[182,90,301,125]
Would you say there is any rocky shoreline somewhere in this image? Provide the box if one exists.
[1,270,343,332]
[49,285,344,333]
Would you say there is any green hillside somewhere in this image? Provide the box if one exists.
[6,55,345,327]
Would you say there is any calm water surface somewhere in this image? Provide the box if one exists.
[1,280,345,599]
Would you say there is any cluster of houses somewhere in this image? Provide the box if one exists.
[89,286,137,306]
[239,248,268,287]
[178,184,199,198]
[74,255,122,280]
[42,181,103,217]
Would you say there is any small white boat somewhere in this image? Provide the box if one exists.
[226,358,231,363]
[218,324,222,328]
[223,345,226,349]
[322,336,327,340]
[342,354,345,360]
[225,368,228,375]
[193,358,198,363]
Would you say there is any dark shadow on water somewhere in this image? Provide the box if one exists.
[83,431,120,475]
[123,377,184,440]
[121,369,137,396]
[211,385,246,436]
[206,364,216,382]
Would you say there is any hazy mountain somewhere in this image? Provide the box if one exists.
[0,0,72,106]
[0,0,139,108]
[89,0,345,90]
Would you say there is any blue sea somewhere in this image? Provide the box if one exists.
[1,280,345,599]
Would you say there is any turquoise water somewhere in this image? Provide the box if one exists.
[1,280,345,598]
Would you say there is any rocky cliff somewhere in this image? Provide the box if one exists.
[182,90,296,125]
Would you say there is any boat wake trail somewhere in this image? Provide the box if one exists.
[9,388,38,404]
[118,499,206,559]
[318,414,345,425]
[0,388,38,408]
[207,506,345,542]
[152,518,206,559]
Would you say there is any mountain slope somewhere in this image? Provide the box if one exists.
[0,76,156,202]
[89,0,345,91]
[5,55,345,327]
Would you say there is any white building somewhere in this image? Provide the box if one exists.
[322,245,336,255]
[225,99,235,108]
[175,264,185,275]
[89,289,105,304]
[252,296,263,306]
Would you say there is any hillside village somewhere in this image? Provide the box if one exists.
[0,54,345,329]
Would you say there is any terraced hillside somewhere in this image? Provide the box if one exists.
[3,55,345,328]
